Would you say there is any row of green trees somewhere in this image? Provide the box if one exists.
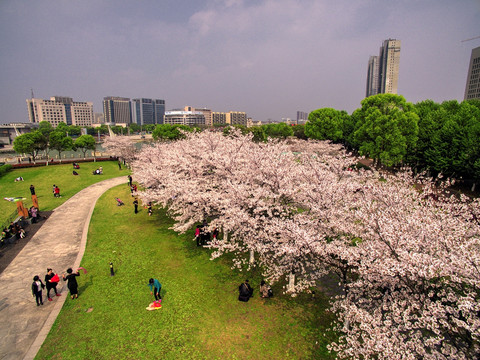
[13,122,96,161]
[305,94,480,185]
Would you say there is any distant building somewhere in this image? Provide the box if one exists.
[212,112,227,125]
[154,99,166,124]
[464,46,480,100]
[297,111,309,123]
[365,56,380,97]
[184,106,212,126]
[93,112,104,124]
[103,97,132,126]
[0,123,38,145]
[226,111,248,125]
[132,98,166,125]
[26,96,94,128]
[164,111,205,126]
[366,39,401,97]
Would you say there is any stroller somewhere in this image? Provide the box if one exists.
[115,198,125,206]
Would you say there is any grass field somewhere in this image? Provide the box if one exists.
[0,161,128,227]
[35,184,337,360]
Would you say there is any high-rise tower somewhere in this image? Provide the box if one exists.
[464,46,480,100]
[366,39,401,97]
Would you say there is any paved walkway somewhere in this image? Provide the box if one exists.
[0,176,126,360]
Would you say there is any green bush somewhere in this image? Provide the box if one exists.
[0,164,12,178]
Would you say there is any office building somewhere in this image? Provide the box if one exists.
[365,56,380,97]
[164,111,205,126]
[366,39,401,97]
[132,98,166,125]
[103,97,132,126]
[26,96,94,128]
[464,46,480,100]
[154,99,166,124]
[212,112,227,125]
[226,111,248,125]
[184,106,212,126]
[297,111,309,123]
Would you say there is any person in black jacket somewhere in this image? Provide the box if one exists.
[45,268,61,301]
[238,280,253,302]
[31,275,45,306]
[63,268,80,299]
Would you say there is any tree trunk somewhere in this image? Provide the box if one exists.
[287,271,295,293]
[249,249,255,265]
[472,182,476,192]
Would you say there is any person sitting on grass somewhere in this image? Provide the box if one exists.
[259,280,273,298]
[115,198,124,206]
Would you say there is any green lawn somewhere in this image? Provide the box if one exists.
[0,161,127,227]
[35,185,337,359]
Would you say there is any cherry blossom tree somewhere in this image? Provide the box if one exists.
[327,173,480,359]
[132,130,480,359]
[102,135,138,164]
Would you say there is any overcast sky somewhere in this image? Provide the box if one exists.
[1,0,479,124]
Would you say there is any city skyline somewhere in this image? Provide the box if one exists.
[1,0,479,125]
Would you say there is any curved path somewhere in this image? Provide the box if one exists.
[0,176,126,360]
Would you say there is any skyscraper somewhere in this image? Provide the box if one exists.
[464,46,480,100]
[366,39,401,97]
[365,56,380,97]
[103,97,132,126]
[153,99,166,124]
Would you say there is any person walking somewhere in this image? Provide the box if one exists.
[62,268,80,299]
[148,278,162,301]
[45,268,61,301]
[195,225,201,246]
[128,175,133,187]
[133,198,139,214]
[31,275,45,306]
[29,184,35,195]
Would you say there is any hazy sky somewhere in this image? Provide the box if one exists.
[1,0,479,124]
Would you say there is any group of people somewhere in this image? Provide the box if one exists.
[2,221,26,241]
[31,267,81,306]
[52,185,61,197]
[92,166,103,175]
[195,221,219,247]
[238,279,273,302]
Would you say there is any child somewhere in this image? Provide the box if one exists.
[31,275,45,306]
